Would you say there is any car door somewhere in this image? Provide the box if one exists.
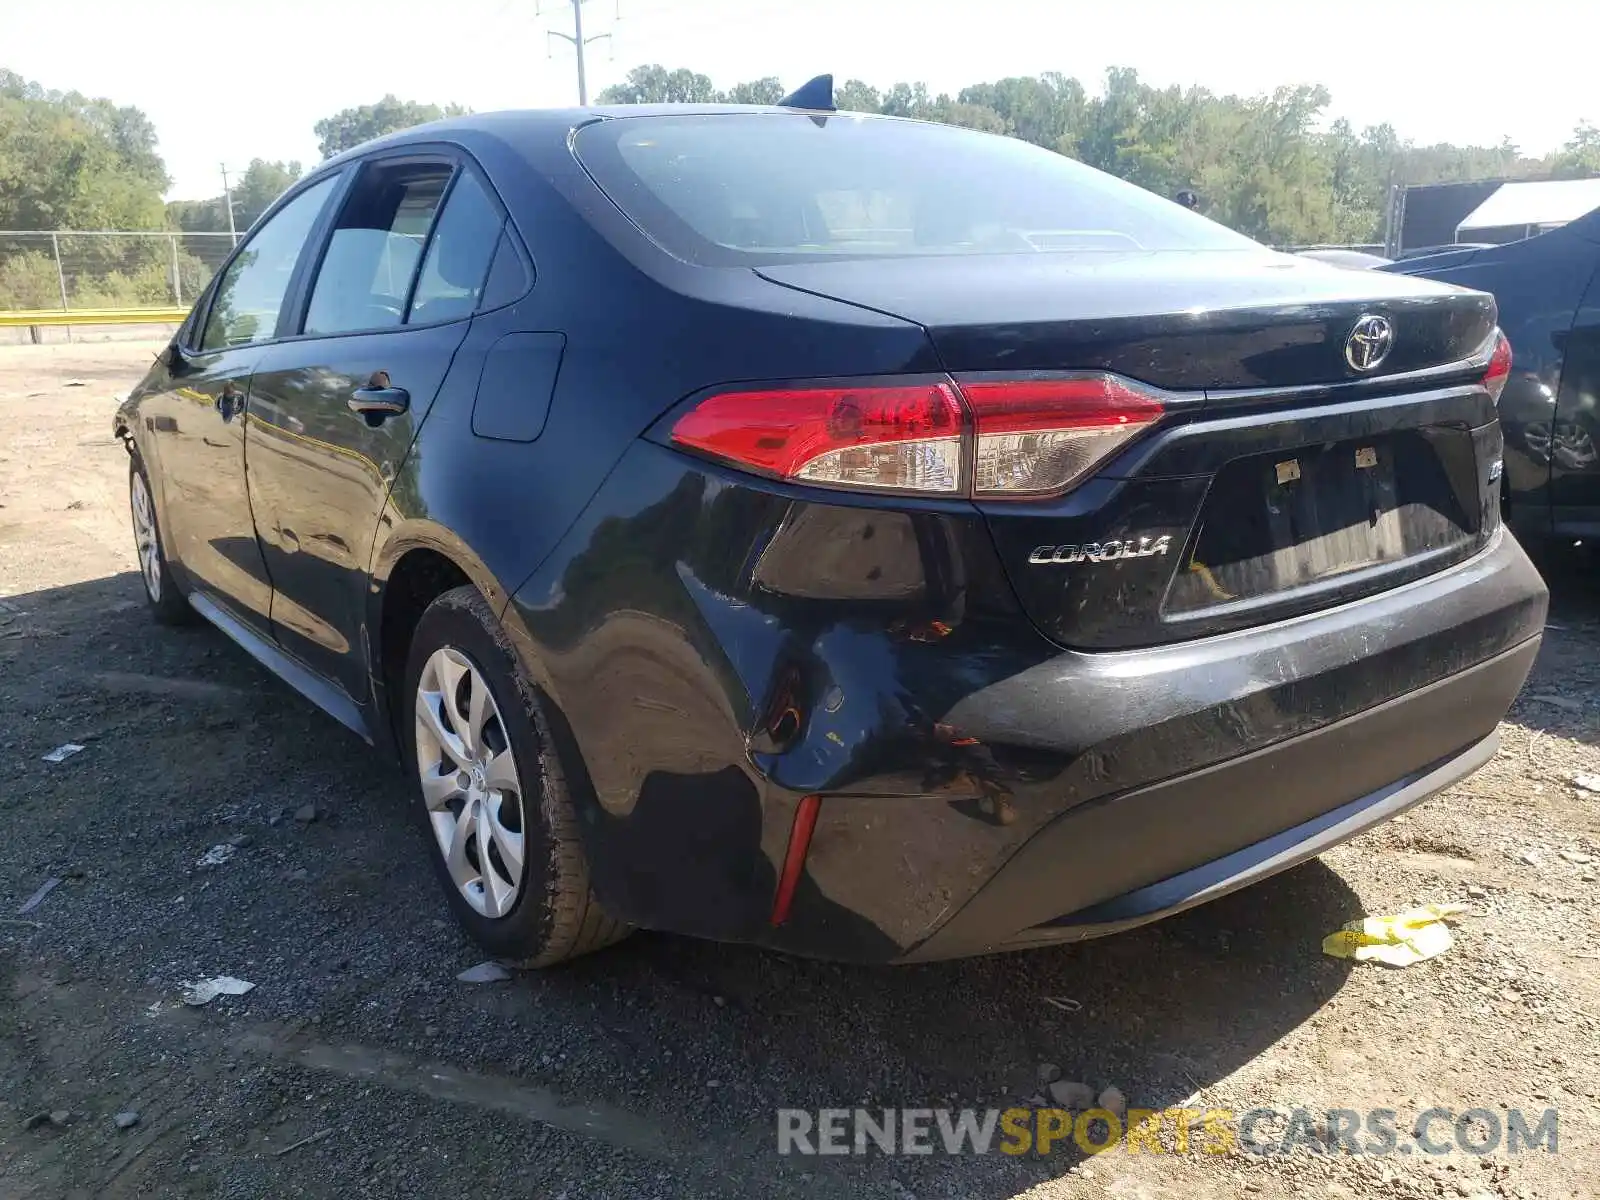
[142,175,341,630]
[245,153,506,699]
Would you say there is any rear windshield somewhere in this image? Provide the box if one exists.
[574,112,1260,266]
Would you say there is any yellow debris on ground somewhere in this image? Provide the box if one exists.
[1321,903,1468,967]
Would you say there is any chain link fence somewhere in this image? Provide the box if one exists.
[0,231,237,312]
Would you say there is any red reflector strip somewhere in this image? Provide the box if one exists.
[770,794,822,927]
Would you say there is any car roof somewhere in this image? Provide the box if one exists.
[319,105,870,173]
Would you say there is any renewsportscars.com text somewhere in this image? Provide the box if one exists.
[776,1106,1559,1158]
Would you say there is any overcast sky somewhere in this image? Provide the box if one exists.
[11,0,1596,201]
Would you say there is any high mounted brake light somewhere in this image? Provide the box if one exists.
[668,373,1167,498]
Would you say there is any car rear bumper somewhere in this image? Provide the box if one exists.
[967,730,1501,950]
[900,648,1523,961]
[761,528,1545,962]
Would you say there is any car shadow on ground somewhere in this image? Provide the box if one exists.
[576,858,1363,1182]
[0,570,1410,1194]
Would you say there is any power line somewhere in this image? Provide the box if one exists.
[542,0,614,105]
[566,0,800,97]
[218,163,239,243]
[538,0,796,102]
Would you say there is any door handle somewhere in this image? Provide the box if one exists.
[348,385,410,421]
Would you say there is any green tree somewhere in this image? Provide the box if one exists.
[312,96,468,158]
[0,67,167,230]
[596,65,718,105]
[958,74,1085,150]
[0,253,62,307]
[166,159,303,234]
[1390,137,1536,187]
[927,101,1006,135]
[1550,122,1600,180]
[721,77,784,105]
[233,159,304,227]
[834,79,882,114]
[165,197,228,234]
[878,81,934,119]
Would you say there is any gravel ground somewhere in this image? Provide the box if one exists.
[1,342,1598,1199]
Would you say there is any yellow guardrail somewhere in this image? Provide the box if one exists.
[0,307,187,327]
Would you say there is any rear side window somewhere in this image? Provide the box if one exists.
[303,162,452,336]
[477,227,533,310]
[575,114,1260,266]
[408,170,503,325]
[201,176,337,349]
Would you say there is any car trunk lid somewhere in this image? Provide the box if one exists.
[756,250,1494,389]
[758,250,1501,649]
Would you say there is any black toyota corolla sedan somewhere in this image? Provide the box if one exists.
[115,93,1547,966]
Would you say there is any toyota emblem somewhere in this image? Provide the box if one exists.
[1345,314,1395,373]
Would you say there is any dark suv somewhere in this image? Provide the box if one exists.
[116,102,1547,966]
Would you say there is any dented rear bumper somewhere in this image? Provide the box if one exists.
[766,529,1545,962]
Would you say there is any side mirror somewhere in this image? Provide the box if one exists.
[162,342,188,373]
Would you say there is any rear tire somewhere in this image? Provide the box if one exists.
[402,585,630,967]
[128,450,195,626]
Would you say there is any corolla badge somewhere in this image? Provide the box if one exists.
[1345,314,1395,372]
[1028,535,1172,565]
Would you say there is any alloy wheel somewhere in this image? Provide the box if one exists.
[413,646,526,917]
[130,470,162,602]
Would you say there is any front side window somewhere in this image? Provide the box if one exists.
[201,176,337,350]
[303,162,453,336]
[574,113,1262,266]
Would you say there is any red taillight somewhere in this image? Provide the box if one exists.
[669,381,964,493]
[958,376,1166,497]
[670,373,1167,498]
[1484,330,1512,404]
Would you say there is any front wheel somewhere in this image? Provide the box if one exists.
[402,586,630,967]
[128,451,194,626]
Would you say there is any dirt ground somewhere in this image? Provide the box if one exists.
[1,341,1598,1199]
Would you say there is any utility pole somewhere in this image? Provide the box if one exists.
[219,163,239,244]
[545,0,613,105]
